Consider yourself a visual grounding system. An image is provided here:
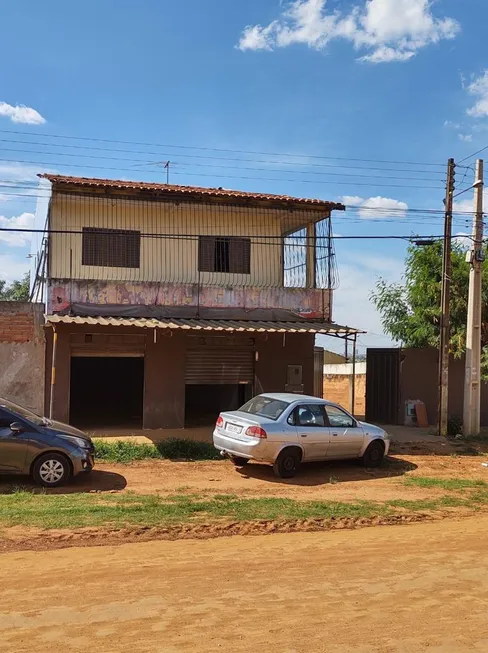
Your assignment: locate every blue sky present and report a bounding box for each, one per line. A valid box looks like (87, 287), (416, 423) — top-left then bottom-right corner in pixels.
(0, 0), (487, 351)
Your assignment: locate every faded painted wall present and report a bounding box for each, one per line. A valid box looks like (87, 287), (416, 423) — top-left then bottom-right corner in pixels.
(0, 302), (45, 414)
(47, 279), (330, 320)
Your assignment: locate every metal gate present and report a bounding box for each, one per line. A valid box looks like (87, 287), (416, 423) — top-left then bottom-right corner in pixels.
(313, 347), (324, 398)
(185, 348), (254, 385)
(366, 348), (401, 424)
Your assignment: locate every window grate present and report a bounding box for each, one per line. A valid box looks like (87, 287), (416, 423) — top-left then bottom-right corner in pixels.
(198, 236), (251, 274)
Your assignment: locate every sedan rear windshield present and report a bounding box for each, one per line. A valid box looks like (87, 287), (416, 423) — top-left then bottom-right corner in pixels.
(238, 396), (290, 421)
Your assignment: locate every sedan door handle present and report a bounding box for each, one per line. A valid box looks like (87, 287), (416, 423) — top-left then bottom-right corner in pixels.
(300, 434), (308, 438)
(332, 433), (339, 437)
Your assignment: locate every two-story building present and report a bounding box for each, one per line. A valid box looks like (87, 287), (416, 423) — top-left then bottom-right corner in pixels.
(31, 174), (357, 430)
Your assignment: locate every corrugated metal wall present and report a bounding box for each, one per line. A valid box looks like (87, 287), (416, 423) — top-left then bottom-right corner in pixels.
(185, 348), (254, 385)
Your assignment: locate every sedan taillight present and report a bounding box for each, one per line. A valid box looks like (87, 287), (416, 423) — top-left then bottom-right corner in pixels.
(245, 426), (267, 439)
(216, 415), (224, 428)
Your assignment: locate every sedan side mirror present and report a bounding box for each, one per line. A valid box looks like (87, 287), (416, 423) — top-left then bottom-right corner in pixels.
(10, 422), (24, 434)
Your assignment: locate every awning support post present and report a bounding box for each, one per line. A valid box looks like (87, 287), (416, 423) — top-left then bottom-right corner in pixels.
(49, 325), (58, 420)
(351, 333), (357, 416)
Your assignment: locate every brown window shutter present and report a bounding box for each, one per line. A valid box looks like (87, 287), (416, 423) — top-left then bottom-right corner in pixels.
(229, 238), (251, 274)
(198, 236), (216, 272)
(82, 228), (140, 268)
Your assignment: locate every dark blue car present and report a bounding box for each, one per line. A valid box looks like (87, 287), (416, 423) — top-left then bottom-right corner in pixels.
(0, 397), (94, 487)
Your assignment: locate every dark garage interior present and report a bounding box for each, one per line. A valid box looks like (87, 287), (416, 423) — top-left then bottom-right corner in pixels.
(185, 384), (251, 427)
(70, 356), (144, 428)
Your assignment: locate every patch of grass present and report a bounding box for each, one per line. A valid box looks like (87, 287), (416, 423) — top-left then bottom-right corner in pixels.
(404, 477), (488, 491)
(5, 474), (488, 531)
(94, 440), (160, 463)
(0, 491), (391, 530)
(156, 439), (220, 461)
(3, 485), (488, 531)
(94, 438), (220, 463)
(387, 496), (467, 511)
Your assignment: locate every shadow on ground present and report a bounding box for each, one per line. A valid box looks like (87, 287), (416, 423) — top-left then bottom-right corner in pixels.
(0, 470), (127, 495)
(236, 456), (417, 487)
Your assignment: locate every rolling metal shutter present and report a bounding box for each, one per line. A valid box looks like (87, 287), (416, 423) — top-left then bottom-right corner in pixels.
(186, 348), (254, 385)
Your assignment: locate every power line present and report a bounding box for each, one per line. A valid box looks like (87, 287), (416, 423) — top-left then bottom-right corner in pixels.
(0, 225), (451, 241)
(0, 158), (445, 190)
(0, 128), (447, 168)
(0, 148), (446, 184)
(0, 181), (479, 222)
(0, 180), (479, 216)
(0, 138), (449, 176)
(458, 144), (488, 165)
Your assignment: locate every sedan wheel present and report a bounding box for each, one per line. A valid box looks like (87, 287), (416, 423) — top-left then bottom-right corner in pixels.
(361, 441), (385, 468)
(273, 449), (300, 479)
(33, 453), (71, 488)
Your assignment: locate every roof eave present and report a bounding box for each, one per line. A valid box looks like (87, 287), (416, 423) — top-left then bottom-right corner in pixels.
(38, 174), (345, 213)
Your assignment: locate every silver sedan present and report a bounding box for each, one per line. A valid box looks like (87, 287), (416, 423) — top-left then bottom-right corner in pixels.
(213, 393), (390, 478)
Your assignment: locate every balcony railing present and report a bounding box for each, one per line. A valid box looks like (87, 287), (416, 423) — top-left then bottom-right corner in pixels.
(41, 192), (338, 287)
(34, 192), (339, 320)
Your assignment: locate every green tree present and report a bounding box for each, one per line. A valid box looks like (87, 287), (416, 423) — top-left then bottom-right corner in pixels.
(0, 273), (30, 301)
(371, 241), (488, 357)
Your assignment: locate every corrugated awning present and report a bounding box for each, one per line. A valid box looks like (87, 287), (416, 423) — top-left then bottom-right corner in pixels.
(45, 314), (363, 336)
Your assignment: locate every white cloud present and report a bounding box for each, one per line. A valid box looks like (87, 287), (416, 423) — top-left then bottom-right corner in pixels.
(238, 23), (277, 51)
(358, 46), (415, 63)
(323, 256), (403, 351)
(0, 163), (54, 206)
(467, 71), (488, 118)
(453, 232), (472, 250)
(0, 163), (42, 182)
(444, 120), (461, 129)
(237, 0), (460, 63)
(454, 188), (488, 216)
(0, 253), (30, 283)
(0, 213), (35, 247)
(458, 133), (473, 142)
(342, 194), (408, 218)
(0, 102), (46, 125)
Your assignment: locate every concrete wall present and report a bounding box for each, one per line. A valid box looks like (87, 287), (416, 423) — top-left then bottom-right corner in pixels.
(323, 350), (347, 364)
(324, 375), (366, 417)
(49, 193), (327, 287)
(47, 280), (330, 320)
(0, 302), (45, 414)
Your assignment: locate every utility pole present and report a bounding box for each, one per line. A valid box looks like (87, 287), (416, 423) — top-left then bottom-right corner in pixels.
(438, 158), (456, 436)
(463, 159), (484, 436)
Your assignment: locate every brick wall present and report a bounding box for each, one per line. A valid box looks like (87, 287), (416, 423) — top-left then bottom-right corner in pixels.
(324, 374), (366, 417)
(0, 302), (45, 413)
(0, 302), (37, 343)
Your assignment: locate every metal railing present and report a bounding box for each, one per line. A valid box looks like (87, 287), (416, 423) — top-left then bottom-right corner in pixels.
(38, 191), (339, 291)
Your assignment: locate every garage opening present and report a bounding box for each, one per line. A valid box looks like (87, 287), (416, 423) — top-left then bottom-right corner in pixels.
(185, 383), (252, 427)
(70, 357), (144, 428)
(185, 343), (254, 427)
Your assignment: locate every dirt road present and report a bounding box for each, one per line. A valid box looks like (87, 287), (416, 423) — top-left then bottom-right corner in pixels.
(2, 517), (488, 653)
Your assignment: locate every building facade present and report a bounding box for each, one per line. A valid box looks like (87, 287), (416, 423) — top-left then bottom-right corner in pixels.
(33, 174), (352, 429)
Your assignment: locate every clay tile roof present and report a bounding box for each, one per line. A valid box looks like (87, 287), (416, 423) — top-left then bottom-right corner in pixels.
(38, 174), (345, 211)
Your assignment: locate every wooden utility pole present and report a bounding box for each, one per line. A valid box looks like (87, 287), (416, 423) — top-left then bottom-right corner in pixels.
(463, 159), (484, 436)
(438, 158), (456, 436)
